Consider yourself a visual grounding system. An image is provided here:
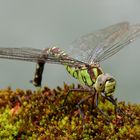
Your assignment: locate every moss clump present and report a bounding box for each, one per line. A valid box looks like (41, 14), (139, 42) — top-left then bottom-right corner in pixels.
(0, 83), (139, 139)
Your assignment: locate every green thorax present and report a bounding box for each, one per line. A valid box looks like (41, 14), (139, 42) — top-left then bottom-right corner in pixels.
(66, 64), (103, 87)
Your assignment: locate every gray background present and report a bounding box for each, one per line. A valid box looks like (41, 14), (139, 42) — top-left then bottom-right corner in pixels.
(0, 0), (140, 103)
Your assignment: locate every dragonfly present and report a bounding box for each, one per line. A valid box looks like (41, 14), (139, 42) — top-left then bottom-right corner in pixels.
(0, 22), (140, 119)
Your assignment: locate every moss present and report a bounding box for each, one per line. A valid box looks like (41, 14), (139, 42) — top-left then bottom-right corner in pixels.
(0, 83), (139, 139)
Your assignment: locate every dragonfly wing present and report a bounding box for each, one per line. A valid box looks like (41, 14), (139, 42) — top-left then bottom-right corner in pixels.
(67, 22), (140, 64)
(89, 23), (140, 63)
(0, 48), (43, 62)
(42, 47), (88, 67)
(0, 47), (86, 67)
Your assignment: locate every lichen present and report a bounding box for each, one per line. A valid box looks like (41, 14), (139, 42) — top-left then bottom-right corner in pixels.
(0, 83), (139, 139)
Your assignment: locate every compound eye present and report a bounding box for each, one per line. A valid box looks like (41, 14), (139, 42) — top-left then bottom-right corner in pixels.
(104, 79), (116, 96)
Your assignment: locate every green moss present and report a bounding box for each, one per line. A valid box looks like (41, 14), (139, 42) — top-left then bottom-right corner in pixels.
(0, 83), (139, 139)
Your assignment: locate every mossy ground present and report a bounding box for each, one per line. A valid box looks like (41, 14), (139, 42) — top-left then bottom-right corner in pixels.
(0, 83), (140, 140)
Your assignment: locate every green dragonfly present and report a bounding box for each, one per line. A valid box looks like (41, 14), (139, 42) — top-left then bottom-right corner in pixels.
(0, 22), (140, 119)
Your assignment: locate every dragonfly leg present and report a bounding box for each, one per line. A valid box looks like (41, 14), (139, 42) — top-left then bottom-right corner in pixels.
(76, 93), (95, 125)
(94, 93), (110, 123)
(101, 94), (125, 116)
(62, 88), (110, 122)
(30, 62), (45, 87)
(103, 95), (134, 125)
(62, 88), (91, 107)
(76, 91), (110, 124)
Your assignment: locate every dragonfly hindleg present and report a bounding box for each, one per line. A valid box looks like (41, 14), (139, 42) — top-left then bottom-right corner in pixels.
(62, 88), (92, 107)
(76, 93), (95, 125)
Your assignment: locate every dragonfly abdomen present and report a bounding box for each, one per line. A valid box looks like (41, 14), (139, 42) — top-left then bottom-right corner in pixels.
(30, 62), (45, 87)
(66, 65), (103, 87)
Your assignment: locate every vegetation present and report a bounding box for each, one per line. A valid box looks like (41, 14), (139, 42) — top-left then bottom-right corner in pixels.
(0, 83), (139, 140)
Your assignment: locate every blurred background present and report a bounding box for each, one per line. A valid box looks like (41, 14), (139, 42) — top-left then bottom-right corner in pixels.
(0, 0), (139, 103)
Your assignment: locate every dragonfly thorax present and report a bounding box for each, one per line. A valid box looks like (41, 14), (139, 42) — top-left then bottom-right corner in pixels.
(94, 73), (116, 96)
(66, 64), (103, 86)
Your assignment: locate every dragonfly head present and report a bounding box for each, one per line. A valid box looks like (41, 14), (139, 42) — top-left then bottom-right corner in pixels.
(94, 73), (116, 96)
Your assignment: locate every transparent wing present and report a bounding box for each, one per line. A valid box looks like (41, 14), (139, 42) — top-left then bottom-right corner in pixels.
(0, 22), (140, 67)
(67, 22), (140, 64)
(0, 47), (86, 67)
(0, 48), (43, 62)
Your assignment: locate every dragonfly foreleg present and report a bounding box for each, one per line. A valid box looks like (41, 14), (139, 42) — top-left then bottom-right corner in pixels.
(101, 93), (125, 116)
